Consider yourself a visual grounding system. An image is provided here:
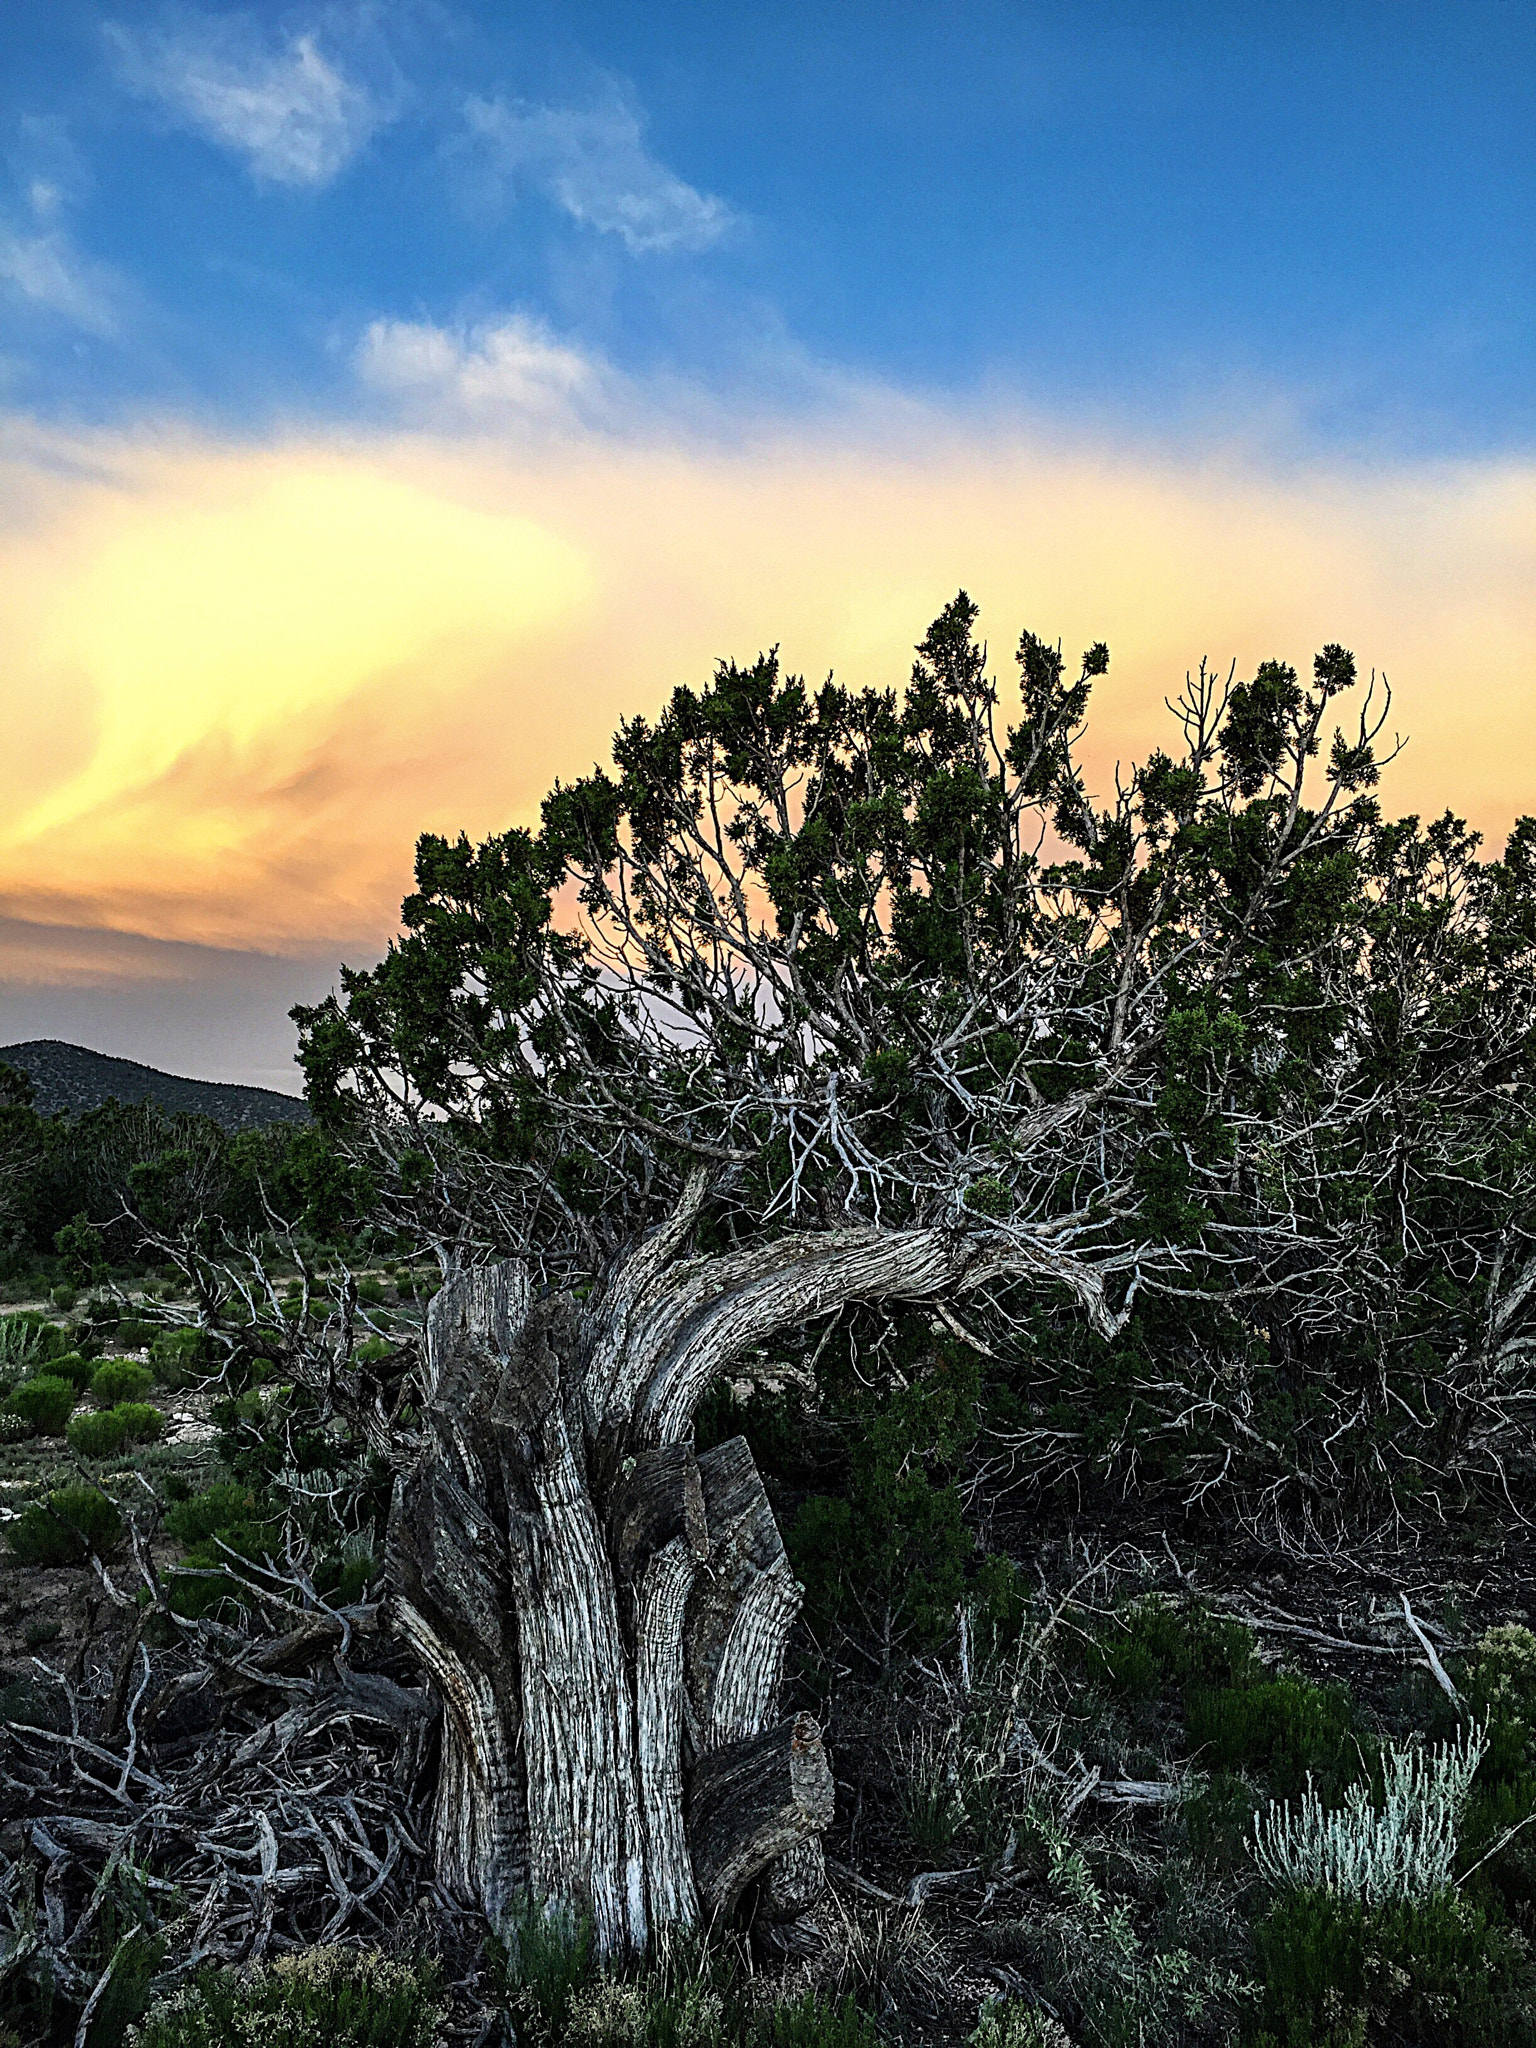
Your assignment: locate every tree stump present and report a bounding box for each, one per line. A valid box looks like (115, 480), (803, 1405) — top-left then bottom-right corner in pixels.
(387, 1255), (832, 1954)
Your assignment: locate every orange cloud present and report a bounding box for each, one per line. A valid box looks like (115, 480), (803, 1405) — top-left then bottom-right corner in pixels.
(4, 412), (1535, 962)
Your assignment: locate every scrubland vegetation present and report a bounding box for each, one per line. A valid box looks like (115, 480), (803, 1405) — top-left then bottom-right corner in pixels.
(5, 597), (1536, 2044)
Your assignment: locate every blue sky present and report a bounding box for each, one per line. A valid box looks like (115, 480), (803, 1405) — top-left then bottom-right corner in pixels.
(1, 0), (1532, 451)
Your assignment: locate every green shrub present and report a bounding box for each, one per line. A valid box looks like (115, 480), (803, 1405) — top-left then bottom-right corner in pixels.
(149, 1326), (210, 1389)
(1187, 1674), (1358, 1800)
(6, 1372), (77, 1435)
(163, 1481), (263, 1546)
(132, 1947), (442, 2048)
(789, 1327), (985, 1660)
(91, 1357), (153, 1407)
(356, 1275), (388, 1306)
(355, 1336), (393, 1363)
(118, 1400), (164, 1443)
(51, 1281), (77, 1312)
(115, 1316), (156, 1351)
(0, 1309), (67, 1372)
(1089, 1596), (1260, 1708)
(44, 1350), (94, 1393)
(0, 1409), (32, 1442)
(7, 1485), (122, 1565)
(1251, 1886), (1536, 2048)
(163, 1482), (276, 1618)
(67, 1406), (129, 1458)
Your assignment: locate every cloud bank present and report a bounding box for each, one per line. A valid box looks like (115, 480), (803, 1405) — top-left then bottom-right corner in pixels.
(2, 405), (1535, 980)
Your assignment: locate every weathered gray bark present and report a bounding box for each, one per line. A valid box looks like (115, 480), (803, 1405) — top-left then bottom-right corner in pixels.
(387, 1199), (1111, 1951)
(387, 1244), (833, 1954)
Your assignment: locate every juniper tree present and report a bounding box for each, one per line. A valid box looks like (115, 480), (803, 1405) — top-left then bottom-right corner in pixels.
(284, 592), (1454, 1951)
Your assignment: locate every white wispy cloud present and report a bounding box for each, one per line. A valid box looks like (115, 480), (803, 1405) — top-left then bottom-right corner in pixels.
(355, 314), (611, 426)
(107, 11), (384, 188)
(465, 91), (733, 255)
(0, 228), (121, 334)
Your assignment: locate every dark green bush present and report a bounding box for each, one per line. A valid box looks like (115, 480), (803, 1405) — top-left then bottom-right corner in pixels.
(115, 1400), (164, 1444)
(1251, 1886), (1536, 2047)
(115, 1316), (156, 1351)
(90, 1356), (153, 1406)
(163, 1481), (278, 1618)
(132, 1948), (442, 2048)
(67, 1406), (129, 1458)
(1452, 1624), (1536, 1908)
(50, 1350), (94, 1393)
(1187, 1673), (1359, 1801)
(356, 1275), (388, 1306)
(1088, 1597), (1259, 1706)
(789, 1326), (985, 1661)
(6, 1372), (76, 1435)
(7, 1485), (122, 1565)
(163, 1481), (263, 1546)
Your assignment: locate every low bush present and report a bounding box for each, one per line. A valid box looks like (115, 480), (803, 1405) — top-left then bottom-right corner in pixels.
(163, 1481), (264, 1546)
(67, 1405), (130, 1458)
(7, 1484), (122, 1565)
(163, 1481), (277, 1618)
(1455, 1624), (1536, 1910)
(356, 1275), (388, 1306)
(0, 1409), (31, 1442)
(1252, 1728), (1483, 1902)
(51, 1281), (77, 1311)
(131, 1947), (443, 2048)
(0, 1309), (68, 1372)
(91, 1357), (153, 1407)
(48, 1350), (94, 1393)
(115, 1400), (165, 1444)
(1250, 1885), (1536, 2047)
(1187, 1674), (1359, 1801)
(6, 1372), (77, 1434)
(115, 1316), (157, 1351)
(1088, 1597), (1260, 1709)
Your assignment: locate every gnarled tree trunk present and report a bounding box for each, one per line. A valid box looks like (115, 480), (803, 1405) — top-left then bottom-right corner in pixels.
(387, 1247), (833, 1954)
(386, 1196), (1115, 1952)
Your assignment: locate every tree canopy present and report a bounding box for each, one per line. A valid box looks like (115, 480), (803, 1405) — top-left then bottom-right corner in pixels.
(297, 593), (1536, 1398)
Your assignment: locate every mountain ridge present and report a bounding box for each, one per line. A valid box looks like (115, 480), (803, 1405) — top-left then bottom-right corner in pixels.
(0, 1038), (310, 1132)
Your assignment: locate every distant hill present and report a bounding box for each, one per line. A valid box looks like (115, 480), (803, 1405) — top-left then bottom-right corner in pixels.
(0, 1039), (310, 1132)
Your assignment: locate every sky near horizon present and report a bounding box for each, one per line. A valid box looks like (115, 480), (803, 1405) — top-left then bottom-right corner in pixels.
(1, 2), (1534, 1089)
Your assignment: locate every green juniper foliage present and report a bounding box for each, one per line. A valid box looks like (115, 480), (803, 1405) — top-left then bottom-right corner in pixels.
(6, 1483), (122, 1565)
